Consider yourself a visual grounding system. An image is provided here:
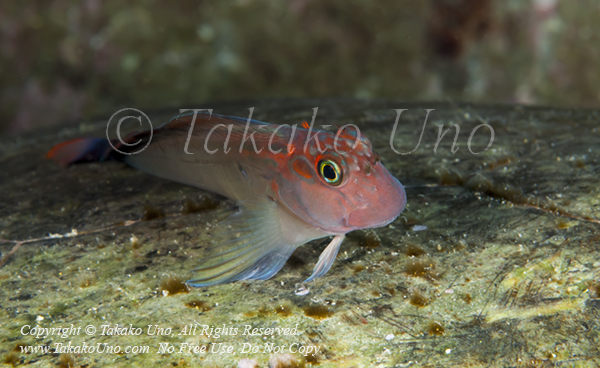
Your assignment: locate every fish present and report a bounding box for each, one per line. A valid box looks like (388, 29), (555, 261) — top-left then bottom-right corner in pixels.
(47, 110), (407, 287)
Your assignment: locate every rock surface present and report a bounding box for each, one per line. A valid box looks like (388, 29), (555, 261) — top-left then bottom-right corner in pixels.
(1, 99), (599, 367)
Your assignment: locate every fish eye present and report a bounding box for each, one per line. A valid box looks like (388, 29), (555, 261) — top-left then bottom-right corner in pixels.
(318, 159), (342, 186)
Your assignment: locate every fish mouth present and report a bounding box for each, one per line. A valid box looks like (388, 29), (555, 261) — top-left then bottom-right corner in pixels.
(344, 205), (400, 230)
(344, 177), (406, 230)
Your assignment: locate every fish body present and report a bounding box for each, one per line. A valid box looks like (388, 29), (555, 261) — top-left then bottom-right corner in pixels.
(47, 111), (406, 286)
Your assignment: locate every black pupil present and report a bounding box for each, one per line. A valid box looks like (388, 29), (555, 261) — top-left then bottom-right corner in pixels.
(323, 164), (337, 180)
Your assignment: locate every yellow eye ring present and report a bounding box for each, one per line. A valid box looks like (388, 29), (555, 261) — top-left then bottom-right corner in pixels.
(318, 159), (342, 186)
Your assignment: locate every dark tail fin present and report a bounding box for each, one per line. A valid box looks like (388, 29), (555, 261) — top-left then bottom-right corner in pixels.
(46, 138), (113, 166)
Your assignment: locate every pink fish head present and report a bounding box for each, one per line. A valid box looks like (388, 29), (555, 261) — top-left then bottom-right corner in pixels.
(276, 128), (406, 234)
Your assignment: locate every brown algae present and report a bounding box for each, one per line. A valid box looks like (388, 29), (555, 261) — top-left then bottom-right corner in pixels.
(181, 197), (219, 214)
(77, 271), (97, 288)
(462, 293), (473, 304)
(428, 321), (445, 336)
(404, 258), (440, 279)
(352, 264), (365, 274)
(2, 353), (19, 367)
(274, 304), (293, 317)
(185, 300), (212, 311)
(57, 353), (76, 368)
(405, 243), (427, 257)
(160, 276), (190, 296)
(348, 231), (381, 248)
(142, 204), (165, 221)
(409, 290), (430, 307)
(303, 305), (333, 319)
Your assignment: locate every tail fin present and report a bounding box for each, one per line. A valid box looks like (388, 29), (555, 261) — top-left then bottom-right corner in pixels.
(46, 138), (113, 166)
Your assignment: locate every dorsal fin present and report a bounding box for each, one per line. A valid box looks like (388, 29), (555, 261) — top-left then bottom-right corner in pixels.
(158, 112), (269, 131)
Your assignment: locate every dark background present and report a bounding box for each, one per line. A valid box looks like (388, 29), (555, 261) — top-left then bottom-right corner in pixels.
(1, 0), (597, 134)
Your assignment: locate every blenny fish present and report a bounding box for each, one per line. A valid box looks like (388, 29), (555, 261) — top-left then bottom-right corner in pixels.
(47, 111), (406, 287)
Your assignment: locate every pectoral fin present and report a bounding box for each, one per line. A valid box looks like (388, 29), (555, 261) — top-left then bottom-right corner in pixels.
(304, 235), (345, 282)
(188, 197), (325, 287)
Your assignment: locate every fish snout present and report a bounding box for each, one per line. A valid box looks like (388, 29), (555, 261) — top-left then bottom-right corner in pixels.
(346, 174), (406, 229)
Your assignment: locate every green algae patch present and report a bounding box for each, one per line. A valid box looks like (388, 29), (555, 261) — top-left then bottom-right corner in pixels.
(487, 298), (586, 323)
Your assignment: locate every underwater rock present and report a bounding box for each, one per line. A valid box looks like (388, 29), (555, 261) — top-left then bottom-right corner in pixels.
(1, 99), (599, 367)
